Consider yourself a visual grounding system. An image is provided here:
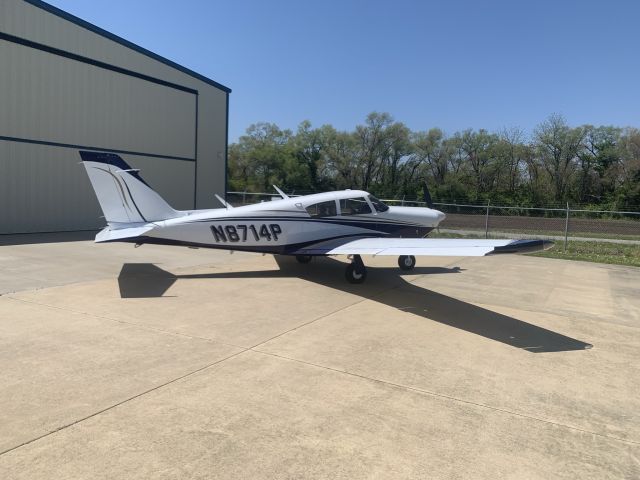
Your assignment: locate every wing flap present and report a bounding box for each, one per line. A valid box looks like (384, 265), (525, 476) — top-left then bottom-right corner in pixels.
(293, 237), (553, 257)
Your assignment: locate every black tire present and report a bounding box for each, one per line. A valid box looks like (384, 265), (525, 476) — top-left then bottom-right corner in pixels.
(398, 255), (416, 271)
(296, 255), (313, 264)
(345, 263), (367, 284)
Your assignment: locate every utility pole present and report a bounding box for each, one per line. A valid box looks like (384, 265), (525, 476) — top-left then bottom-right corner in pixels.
(485, 200), (490, 239)
(564, 202), (570, 251)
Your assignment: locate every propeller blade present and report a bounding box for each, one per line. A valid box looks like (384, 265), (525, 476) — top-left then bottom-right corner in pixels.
(422, 182), (434, 208)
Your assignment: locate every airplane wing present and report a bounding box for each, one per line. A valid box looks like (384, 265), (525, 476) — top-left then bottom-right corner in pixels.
(292, 237), (553, 257)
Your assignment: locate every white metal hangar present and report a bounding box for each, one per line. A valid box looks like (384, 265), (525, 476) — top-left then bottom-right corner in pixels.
(0, 0), (231, 234)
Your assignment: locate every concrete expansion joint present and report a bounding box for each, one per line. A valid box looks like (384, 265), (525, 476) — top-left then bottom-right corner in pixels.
(4, 295), (244, 350)
(0, 348), (249, 458)
(3, 254), (638, 469)
(247, 348), (640, 448)
(0, 266), (415, 457)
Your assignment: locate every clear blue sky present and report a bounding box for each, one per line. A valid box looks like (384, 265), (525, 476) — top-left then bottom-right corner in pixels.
(48, 0), (640, 142)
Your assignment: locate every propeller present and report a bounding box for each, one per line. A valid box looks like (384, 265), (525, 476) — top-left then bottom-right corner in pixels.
(422, 182), (434, 209)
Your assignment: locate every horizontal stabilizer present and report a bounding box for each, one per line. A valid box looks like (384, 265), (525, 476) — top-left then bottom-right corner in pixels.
(95, 225), (153, 243)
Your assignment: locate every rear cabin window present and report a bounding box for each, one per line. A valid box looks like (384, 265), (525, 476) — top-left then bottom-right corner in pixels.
(340, 197), (372, 215)
(305, 200), (337, 217)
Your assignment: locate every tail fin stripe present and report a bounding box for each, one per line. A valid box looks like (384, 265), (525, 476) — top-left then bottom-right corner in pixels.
(94, 166), (137, 221)
(119, 174), (148, 222)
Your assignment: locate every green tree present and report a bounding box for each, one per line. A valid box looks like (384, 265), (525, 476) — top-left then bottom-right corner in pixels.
(321, 126), (359, 189)
(617, 128), (640, 208)
(576, 125), (622, 203)
(533, 114), (585, 203)
(228, 112), (639, 209)
(354, 112), (394, 190)
(229, 122), (295, 191)
(451, 129), (501, 200)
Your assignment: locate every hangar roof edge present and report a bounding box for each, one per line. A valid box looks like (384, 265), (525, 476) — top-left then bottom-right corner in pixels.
(24, 0), (232, 94)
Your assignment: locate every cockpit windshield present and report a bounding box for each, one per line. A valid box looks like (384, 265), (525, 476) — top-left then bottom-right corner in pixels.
(368, 195), (389, 213)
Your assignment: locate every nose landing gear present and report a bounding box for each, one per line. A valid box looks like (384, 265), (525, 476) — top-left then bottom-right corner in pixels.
(398, 255), (416, 270)
(345, 254), (367, 284)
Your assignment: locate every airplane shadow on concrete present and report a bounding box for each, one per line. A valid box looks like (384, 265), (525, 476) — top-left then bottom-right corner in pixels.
(118, 257), (592, 353)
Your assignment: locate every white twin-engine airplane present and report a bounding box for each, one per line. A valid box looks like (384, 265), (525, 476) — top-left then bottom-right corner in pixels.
(80, 151), (553, 284)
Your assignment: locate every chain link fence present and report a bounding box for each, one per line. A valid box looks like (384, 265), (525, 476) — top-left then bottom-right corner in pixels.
(384, 200), (640, 247)
(226, 191), (640, 248)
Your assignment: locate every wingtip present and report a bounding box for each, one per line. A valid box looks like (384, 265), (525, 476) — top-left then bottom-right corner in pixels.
(490, 239), (555, 255)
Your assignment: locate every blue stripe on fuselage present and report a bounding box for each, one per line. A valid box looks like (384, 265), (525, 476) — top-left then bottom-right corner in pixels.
(182, 216), (431, 238)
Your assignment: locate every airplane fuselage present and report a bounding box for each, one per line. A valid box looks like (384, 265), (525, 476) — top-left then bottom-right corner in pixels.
(130, 190), (446, 254)
(81, 151), (552, 284)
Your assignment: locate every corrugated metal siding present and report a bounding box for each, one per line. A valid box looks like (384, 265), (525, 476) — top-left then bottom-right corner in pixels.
(0, 0), (228, 233)
(1, 41), (197, 159)
(195, 88), (228, 209)
(0, 1), (227, 95)
(0, 142), (195, 233)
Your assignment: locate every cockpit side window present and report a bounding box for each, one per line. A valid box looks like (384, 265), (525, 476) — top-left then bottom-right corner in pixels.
(368, 195), (389, 213)
(305, 200), (337, 218)
(339, 197), (373, 215)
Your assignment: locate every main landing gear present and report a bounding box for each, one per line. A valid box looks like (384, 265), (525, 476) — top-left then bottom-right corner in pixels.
(345, 255), (367, 284)
(296, 254), (417, 284)
(345, 255), (416, 283)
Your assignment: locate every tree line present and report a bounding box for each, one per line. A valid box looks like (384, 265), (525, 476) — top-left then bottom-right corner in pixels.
(228, 112), (640, 209)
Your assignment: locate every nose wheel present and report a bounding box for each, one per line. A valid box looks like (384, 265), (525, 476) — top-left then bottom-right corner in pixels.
(398, 255), (416, 270)
(345, 255), (367, 284)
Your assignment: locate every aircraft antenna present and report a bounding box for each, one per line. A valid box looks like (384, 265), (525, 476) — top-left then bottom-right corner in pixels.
(273, 185), (290, 199)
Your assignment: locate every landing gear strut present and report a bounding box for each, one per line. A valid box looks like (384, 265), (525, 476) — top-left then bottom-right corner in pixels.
(398, 255), (416, 271)
(345, 254), (367, 284)
(296, 254), (313, 264)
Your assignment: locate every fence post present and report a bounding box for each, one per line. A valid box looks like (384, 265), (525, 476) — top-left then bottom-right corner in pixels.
(564, 202), (570, 252)
(485, 200), (490, 239)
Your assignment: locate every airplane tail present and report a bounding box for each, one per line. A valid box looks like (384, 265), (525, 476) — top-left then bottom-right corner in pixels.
(79, 151), (184, 226)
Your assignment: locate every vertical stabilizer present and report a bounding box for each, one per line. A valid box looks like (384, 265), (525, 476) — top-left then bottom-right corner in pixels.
(80, 151), (183, 224)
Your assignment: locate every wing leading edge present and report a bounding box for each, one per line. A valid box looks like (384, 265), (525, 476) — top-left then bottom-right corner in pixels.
(292, 237), (553, 257)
